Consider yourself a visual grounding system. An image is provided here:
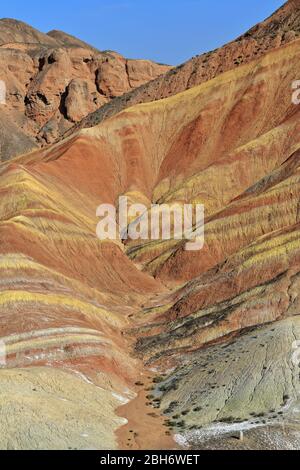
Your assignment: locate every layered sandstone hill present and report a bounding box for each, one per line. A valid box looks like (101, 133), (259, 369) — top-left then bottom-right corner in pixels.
(0, 21), (299, 449)
(0, 18), (171, 161)
(69, 0), (300, 135)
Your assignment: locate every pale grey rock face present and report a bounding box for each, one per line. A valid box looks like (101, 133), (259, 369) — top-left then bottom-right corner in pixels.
(154, 317), (300, 447)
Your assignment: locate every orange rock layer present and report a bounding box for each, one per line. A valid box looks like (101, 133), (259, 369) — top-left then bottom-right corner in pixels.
(0, 27), (300, 449)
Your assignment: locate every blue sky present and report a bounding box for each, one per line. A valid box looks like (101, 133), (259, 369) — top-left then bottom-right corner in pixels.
(1, 0), (285, 65)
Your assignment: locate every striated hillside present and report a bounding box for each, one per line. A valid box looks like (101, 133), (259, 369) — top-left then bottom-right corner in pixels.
(0, 18), (171, 162)
(0, 23), (299, 450)
(69, 0), (300, 135)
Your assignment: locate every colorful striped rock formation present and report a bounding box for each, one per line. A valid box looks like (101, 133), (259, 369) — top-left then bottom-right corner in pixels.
(0, 0), (300, 450)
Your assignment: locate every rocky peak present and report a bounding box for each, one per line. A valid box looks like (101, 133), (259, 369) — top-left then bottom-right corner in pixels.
(0, 18), (58, 46)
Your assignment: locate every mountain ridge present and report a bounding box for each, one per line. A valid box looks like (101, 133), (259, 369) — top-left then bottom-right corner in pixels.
(67, 0), (300, 136)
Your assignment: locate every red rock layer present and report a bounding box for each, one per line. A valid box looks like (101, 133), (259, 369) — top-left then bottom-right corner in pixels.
(71, 0), (300, 135)
(0, 19), (171, 161)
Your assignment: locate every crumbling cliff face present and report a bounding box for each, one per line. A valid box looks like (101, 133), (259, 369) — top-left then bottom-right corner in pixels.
(0, 18), (171, 161)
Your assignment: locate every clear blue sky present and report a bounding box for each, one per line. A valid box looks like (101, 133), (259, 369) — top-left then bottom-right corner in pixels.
(1, 0), (285, 65)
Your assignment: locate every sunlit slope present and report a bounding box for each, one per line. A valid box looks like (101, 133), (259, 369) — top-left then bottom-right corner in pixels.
(0, 137), (163, 449)
(0, 38), (300, 449)
(71, 0), (300, 135)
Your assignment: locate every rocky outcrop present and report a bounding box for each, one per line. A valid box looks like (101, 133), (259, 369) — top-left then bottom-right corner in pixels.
(0, 18), (172, 161)
(0, 110), (37, 161)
